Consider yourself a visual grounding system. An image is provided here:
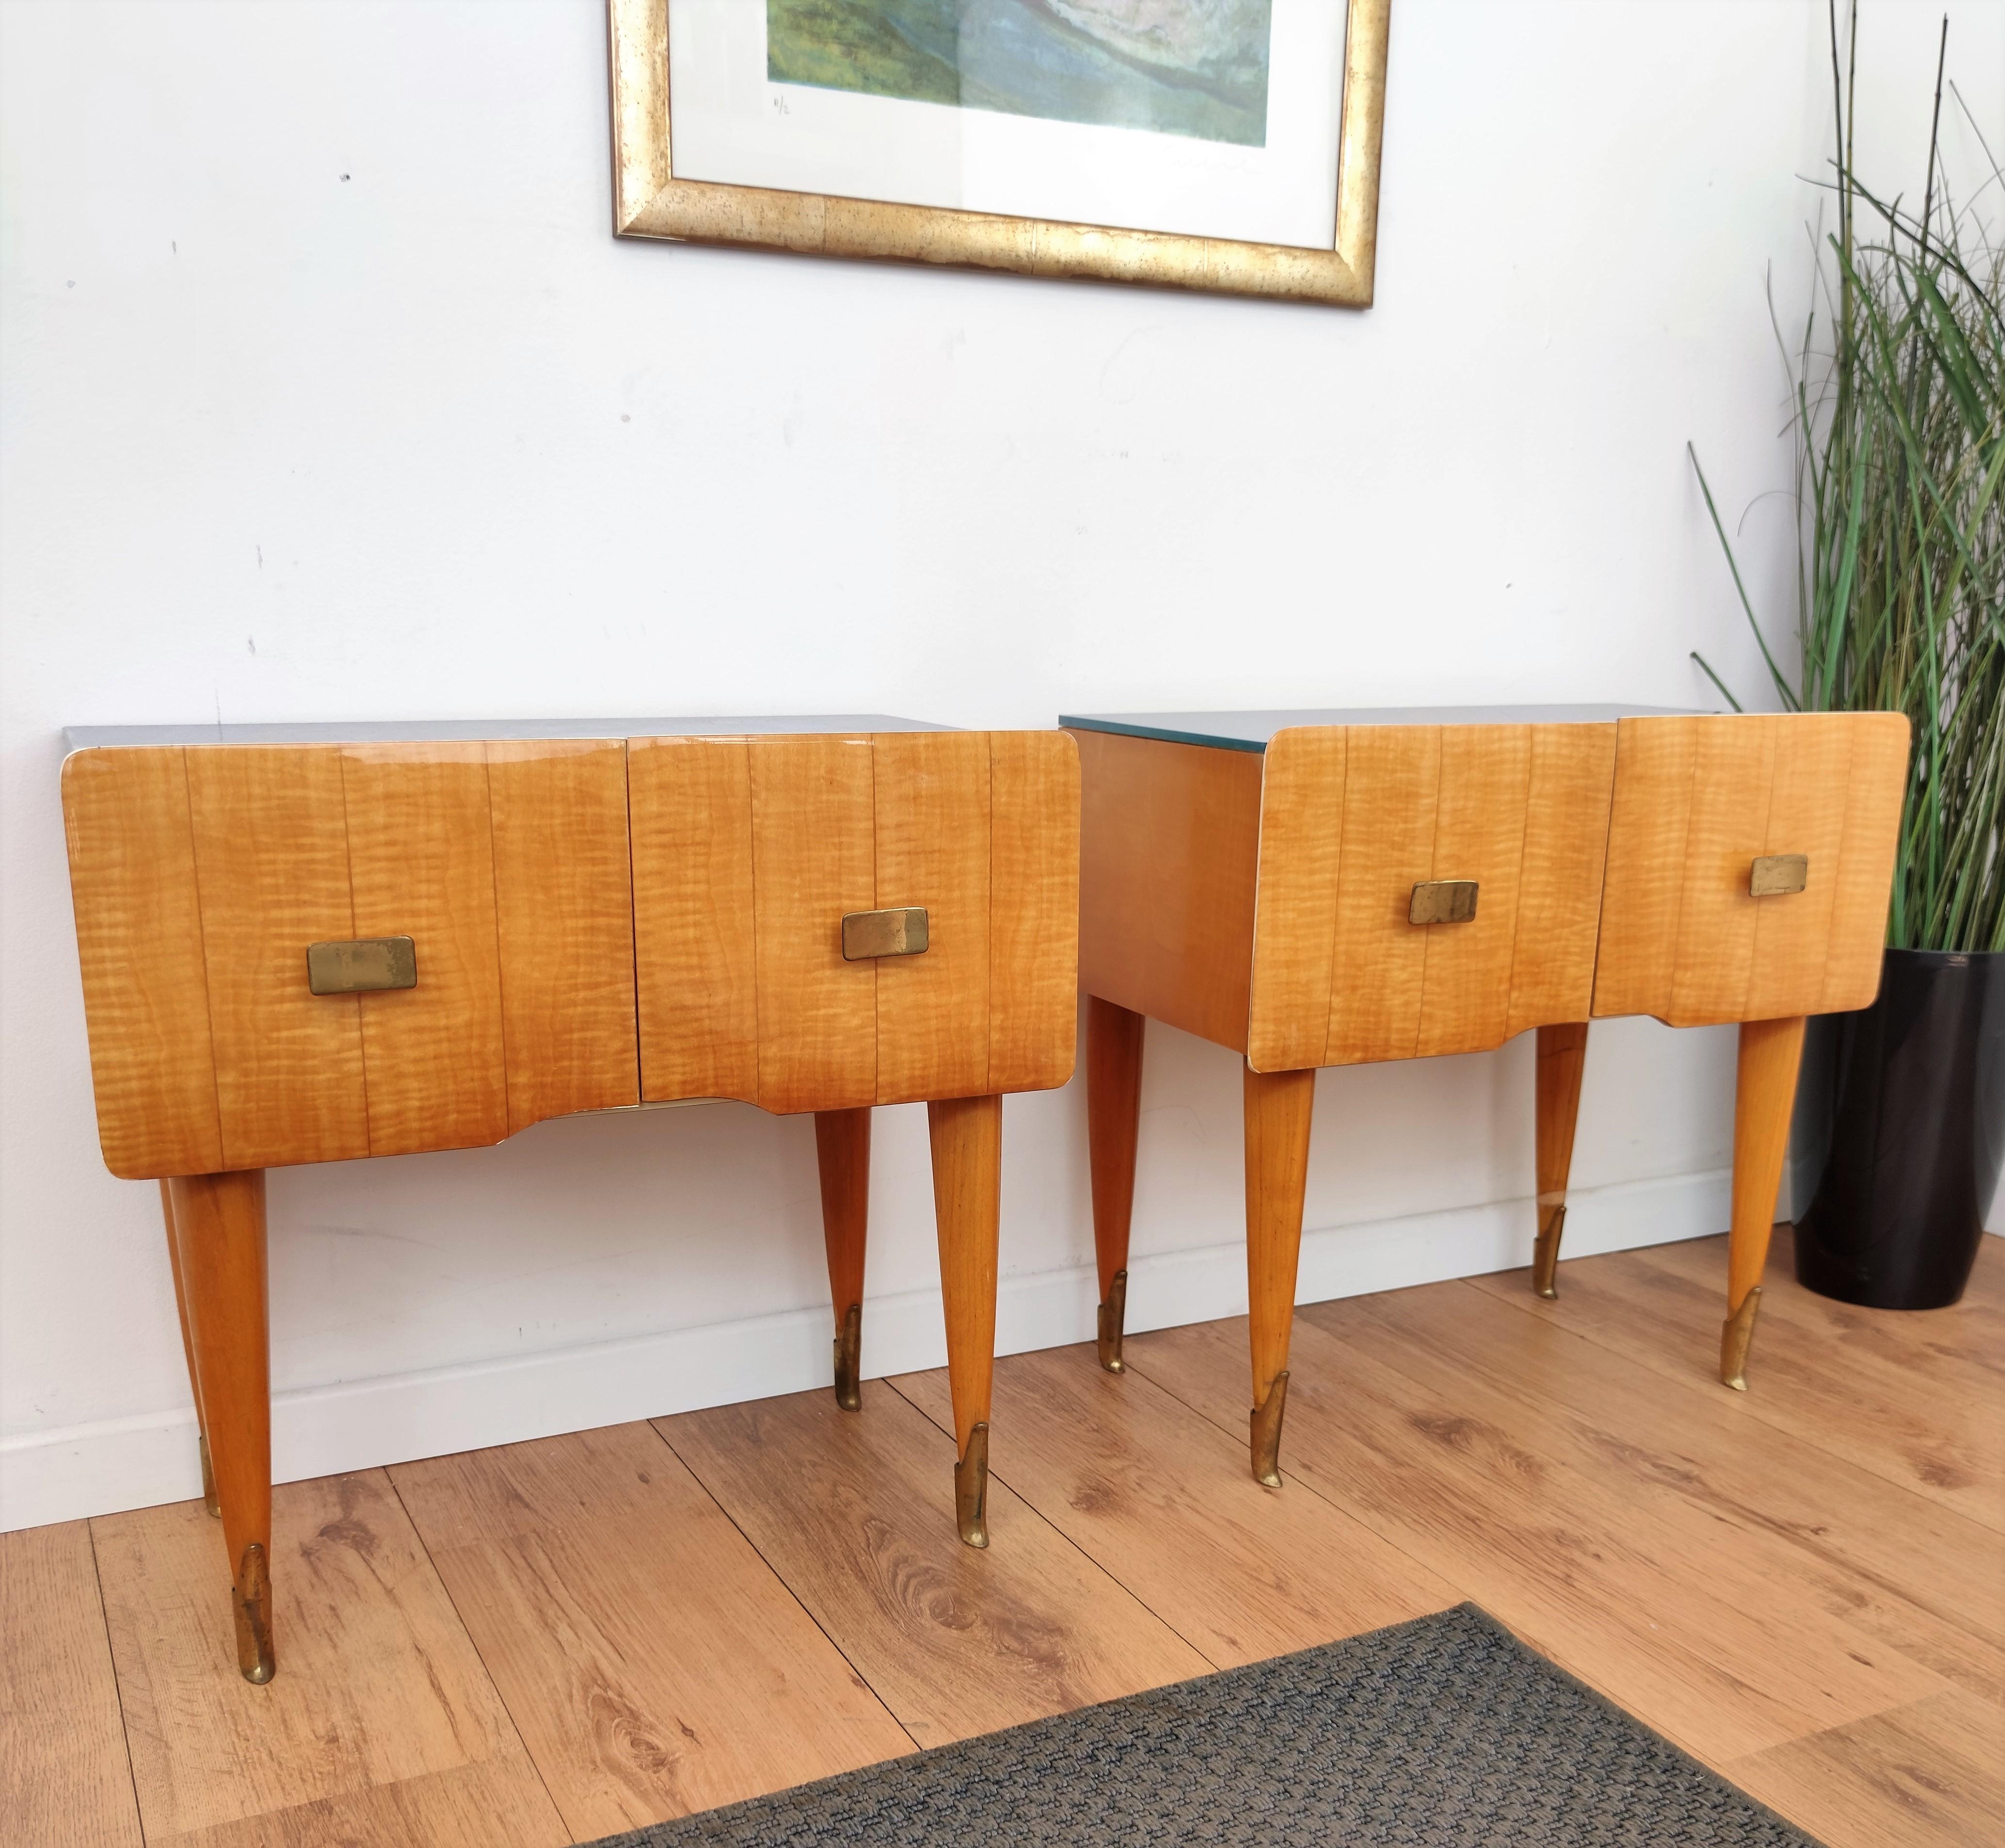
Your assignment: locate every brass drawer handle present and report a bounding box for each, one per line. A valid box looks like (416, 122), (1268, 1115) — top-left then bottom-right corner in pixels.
(1410, 881), (1479, 925)
(1750, 855), (1808, 897)
(307, 936), (417, 995)
(841, 908), (929, 960)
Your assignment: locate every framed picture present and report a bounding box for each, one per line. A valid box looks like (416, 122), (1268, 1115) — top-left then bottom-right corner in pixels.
(608, 0), (1391, 306)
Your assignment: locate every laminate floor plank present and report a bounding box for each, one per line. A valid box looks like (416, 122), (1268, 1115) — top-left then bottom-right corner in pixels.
(1645, 1225), (2005, 1402)
(1724, 1688), (2005, 1848)
(26, 1228), (1999, 1848)
(1123, 1310), (1937, 1765)
(891, 1344), (1459, 1668)
(92, 1472), (566, 1847)
(1469, 1230), (2005, 1531)
(1347, 1277), (2005, 1698)
(391, 1421), (914, 1841)
(1306, 1284), (2001, 1707)
(163, 1758), (572, 1848)
(0, 1519), (144, 1848)
(1958, 1232), (2005, 1312)
(655, 1381), (1210, 1748)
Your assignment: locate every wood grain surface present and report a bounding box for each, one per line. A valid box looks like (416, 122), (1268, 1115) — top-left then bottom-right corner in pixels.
(1593, 713), (1910, 1026)
(390, 1423), (910, 1839)
(750, 734), (878, 1114)
(815, 1106), (872, 1342)
(1728, 1015), (1808, 1321)
(165, 1169), (271, 1639)
(630, 736), (760, 1105)
(927, 1092), (1002, 1458)
(1243, 1063), (1316, 1414)
(873, 732), (991, 1106)
(1085, 997), (1146, 1308)
(1072, 727), (1263, 1053)
(1323, 725), (1440, 1065)
(341, 744), (509, 1158)
(1243, 725), (1346, 1071)
(23, 1231), (1997, 1848)
(1667, 716), (1781, 1026)
(894, 1347), (1458, 1668)
(1302, 1287), (1975, 1731)
(984, 730), (1080, 1096)
(1724, 1689), (2005, 1848)
(1379, 1269), (2005, 1694)
(1413, 724), (1533, 1058)
(1247, 722), (1614, 1071)
(1126, 1303), (1947, 1767)
(1817, 711), (1912, 1011)
(486, 739), (640, 1131)
(60, 747), (225, 1178)
(1, 1520), (143, 1848)
(93, 1472), (565, 1847)
(66, 729), (1076, 1175)
(1477, 1227), (2005, 1533)
(1505, 724), (1618, 1036)
(1534, 1021), (1590, 1269)
(657, 1383), (1209, 1748)
(184, 746), (369, 1170)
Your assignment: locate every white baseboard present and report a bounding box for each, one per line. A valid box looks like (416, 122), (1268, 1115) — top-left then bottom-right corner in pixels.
(0, 1166), (1729, 1533)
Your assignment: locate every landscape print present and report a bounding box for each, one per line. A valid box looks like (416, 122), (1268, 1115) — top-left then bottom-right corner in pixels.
(767, 0), (1273, 147)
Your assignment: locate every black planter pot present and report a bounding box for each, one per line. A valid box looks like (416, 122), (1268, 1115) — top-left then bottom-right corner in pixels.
(1791, 948), (2005, 1309)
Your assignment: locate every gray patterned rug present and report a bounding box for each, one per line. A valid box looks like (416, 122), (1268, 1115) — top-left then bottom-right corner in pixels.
(588, 1603), (1820, 1846)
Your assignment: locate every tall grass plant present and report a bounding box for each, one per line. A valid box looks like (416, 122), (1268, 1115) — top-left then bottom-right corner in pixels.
(1693, 4), (2003, 953)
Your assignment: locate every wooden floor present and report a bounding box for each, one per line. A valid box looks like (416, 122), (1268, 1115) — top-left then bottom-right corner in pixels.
(7, 1227), (2001, 1848)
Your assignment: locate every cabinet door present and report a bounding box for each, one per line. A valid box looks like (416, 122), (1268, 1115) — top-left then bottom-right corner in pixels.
(749, 735), (879, 1114)
(183, 746), (374, 1169)
(633, 730), (1080, 1113)
(183, 741), (524, 1167)
(872, 731), (993, 1106)
(339, 744), (509, 1157)
(985, 731), (1080, 1096)
(1249, 722), (1614, 1072)
(1593, 713), (1909, 1026)
(63, 740), (635, 1177)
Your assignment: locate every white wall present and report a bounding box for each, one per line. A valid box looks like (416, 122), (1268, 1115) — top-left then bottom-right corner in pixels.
(4, 1), (1998, 1531)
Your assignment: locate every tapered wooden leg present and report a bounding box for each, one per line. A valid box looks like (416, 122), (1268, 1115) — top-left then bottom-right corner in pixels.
(814, 1108), (871, 1411)
(928, 1094), (1002, 1548)
(160, 1180), (220, 1516)
(1532, 1023), (1590, 1299)
(1086, 997), (1146, 1373)
(166, 1170), (274, 1683)
(1244, 1063), (1316, 1488)
(1723, 1016), (1808, 1391)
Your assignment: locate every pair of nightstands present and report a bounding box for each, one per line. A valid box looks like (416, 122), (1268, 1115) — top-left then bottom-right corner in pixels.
(61, 705), (1906, 1681)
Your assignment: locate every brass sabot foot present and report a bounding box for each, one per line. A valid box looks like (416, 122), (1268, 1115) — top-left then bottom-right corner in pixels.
(1249, 1372), (1289, 1488)
(233, 1542), (275, 1684)
(1096, 1269), (1128, 1374)
(199, 1430), (220, 1518)
(954, 1422), (990, 1549)
(833, 1302), (862, 1412)
(1720, 1286), (1762, 1392)
(1532, 1204), (1566, 1301)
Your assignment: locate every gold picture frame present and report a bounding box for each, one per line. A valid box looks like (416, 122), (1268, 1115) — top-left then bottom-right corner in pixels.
(607, 0), (1391, 307)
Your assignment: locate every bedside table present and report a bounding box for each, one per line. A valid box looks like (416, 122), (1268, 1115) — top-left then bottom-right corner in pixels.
(62, 717), (1079, 1680)
(1063, 706), (1907, 1486)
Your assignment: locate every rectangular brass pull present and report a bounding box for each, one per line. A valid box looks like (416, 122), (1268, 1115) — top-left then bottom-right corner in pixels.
(1409, 881), (1479, 925)
(841, 907), (929, 960)
(1750, 854), (1808, 897)
(307, 936), (417, 995)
